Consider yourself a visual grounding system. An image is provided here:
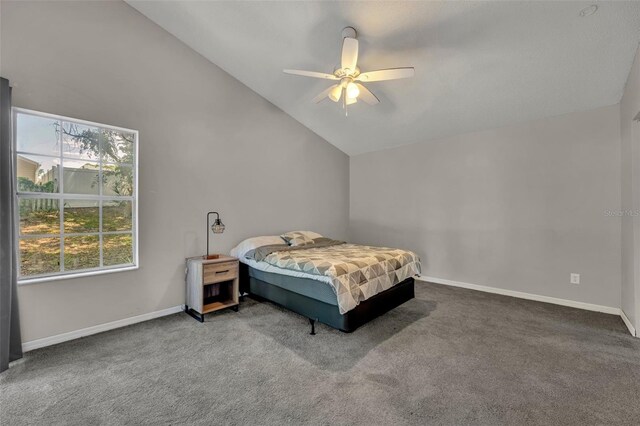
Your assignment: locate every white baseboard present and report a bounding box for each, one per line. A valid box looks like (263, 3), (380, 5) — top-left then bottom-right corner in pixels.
(620, 309), (637, 337)
(416, 276), (636, 336)
(22, 305), (184, 352)
(19, 278), (639, 350)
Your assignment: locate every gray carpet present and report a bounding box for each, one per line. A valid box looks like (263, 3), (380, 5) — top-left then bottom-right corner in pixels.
(2, 282), (640, 425)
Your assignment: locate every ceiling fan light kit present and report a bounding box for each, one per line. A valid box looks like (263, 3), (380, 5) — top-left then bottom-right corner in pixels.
(283, 26), (415, 116)
(329, 85), (342, 102)
(346, 82), (360, 98)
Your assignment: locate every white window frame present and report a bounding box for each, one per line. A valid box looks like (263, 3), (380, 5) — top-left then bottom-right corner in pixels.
(13, 108), (139, 284)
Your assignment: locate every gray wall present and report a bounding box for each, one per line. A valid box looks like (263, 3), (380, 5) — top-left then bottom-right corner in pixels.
(351, 105), (622, 308)
(1, 1), (349, 342)
(620, 43), (640, 331)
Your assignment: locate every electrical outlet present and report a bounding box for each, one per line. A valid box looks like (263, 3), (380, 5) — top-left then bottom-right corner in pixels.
(570, 273), (580, 284)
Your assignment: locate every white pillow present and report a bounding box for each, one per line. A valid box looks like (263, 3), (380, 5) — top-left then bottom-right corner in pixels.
(230, 236), (286, 259)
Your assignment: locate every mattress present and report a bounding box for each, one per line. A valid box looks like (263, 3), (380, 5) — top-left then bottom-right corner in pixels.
(247, 266), (338, 306)
(241, 257), (334, 285)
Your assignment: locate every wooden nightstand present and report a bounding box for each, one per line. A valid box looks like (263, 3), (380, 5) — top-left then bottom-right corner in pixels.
(185, 255), (239, 322)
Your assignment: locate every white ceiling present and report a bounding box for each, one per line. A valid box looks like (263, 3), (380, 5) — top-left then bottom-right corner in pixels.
(127, 1), (640, 156)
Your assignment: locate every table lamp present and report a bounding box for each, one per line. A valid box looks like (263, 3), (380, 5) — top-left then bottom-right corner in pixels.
(206, 211), (225, 259)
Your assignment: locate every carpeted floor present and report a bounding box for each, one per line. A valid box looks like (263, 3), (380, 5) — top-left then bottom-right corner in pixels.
(2, 281), (640, 425)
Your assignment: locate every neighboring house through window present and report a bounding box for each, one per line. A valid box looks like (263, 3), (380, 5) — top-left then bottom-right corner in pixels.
(14, 108), (138, 283)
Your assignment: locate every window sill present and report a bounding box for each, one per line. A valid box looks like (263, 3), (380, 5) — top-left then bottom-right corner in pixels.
(18, 264), (139, 285)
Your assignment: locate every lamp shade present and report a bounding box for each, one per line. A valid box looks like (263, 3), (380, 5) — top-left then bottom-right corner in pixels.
(211, 219), (225, 234)
(328, 85), (342, 102)
(346, 81), (360, 99)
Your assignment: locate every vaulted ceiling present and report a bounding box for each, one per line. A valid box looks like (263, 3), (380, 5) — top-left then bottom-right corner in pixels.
(128, 1), (640, 155)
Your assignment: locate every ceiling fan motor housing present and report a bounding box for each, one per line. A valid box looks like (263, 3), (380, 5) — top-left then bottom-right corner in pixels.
(334, 68), (360, 79)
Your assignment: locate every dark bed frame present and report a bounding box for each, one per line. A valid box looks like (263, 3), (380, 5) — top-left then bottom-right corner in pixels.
(239, 263), (415, 334)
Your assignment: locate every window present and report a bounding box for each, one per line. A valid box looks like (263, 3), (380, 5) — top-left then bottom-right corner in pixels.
(14, 108), (138, 283)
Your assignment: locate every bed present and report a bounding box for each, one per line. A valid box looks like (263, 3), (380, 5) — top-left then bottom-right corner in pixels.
(231, 232), (421, 333)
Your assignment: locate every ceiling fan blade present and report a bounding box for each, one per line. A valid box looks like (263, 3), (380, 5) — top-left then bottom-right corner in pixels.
(283, 69), (338, 80)
(341, 37), (359, 73)
(357, 67), (415, 82)
(355, 83), (379, 105)
(312, 84), (339, 103)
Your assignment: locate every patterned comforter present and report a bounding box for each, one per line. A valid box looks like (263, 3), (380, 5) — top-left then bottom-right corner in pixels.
(249, 240), (421, 314)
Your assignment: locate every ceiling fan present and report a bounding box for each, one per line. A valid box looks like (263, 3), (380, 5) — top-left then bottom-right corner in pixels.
(283, 27), (415, 115)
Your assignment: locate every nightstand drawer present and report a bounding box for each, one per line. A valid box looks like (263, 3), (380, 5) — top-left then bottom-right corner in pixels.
(203, 261), (238, 284)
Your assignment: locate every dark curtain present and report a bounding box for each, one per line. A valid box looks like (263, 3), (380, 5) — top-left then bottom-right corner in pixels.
(0, 77), (22, 373)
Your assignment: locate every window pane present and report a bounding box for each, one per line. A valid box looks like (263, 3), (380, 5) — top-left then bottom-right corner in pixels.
(103, 234), (133, 266)
(101, 129), (134, 164)
(19, 237), (60, 276)
(16, 114), (60, 156)
(19, 198), (60, 235)
(61, 122), (100, 160)
(103, 200), (132, 232)
(102, 165), (133, 196)
(17, 154), (59, 193)
(62, 160), (100, 195)
(64, 200), (99, 233)
(64, 235), (100, 271)
(15, 110), (138, 281)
